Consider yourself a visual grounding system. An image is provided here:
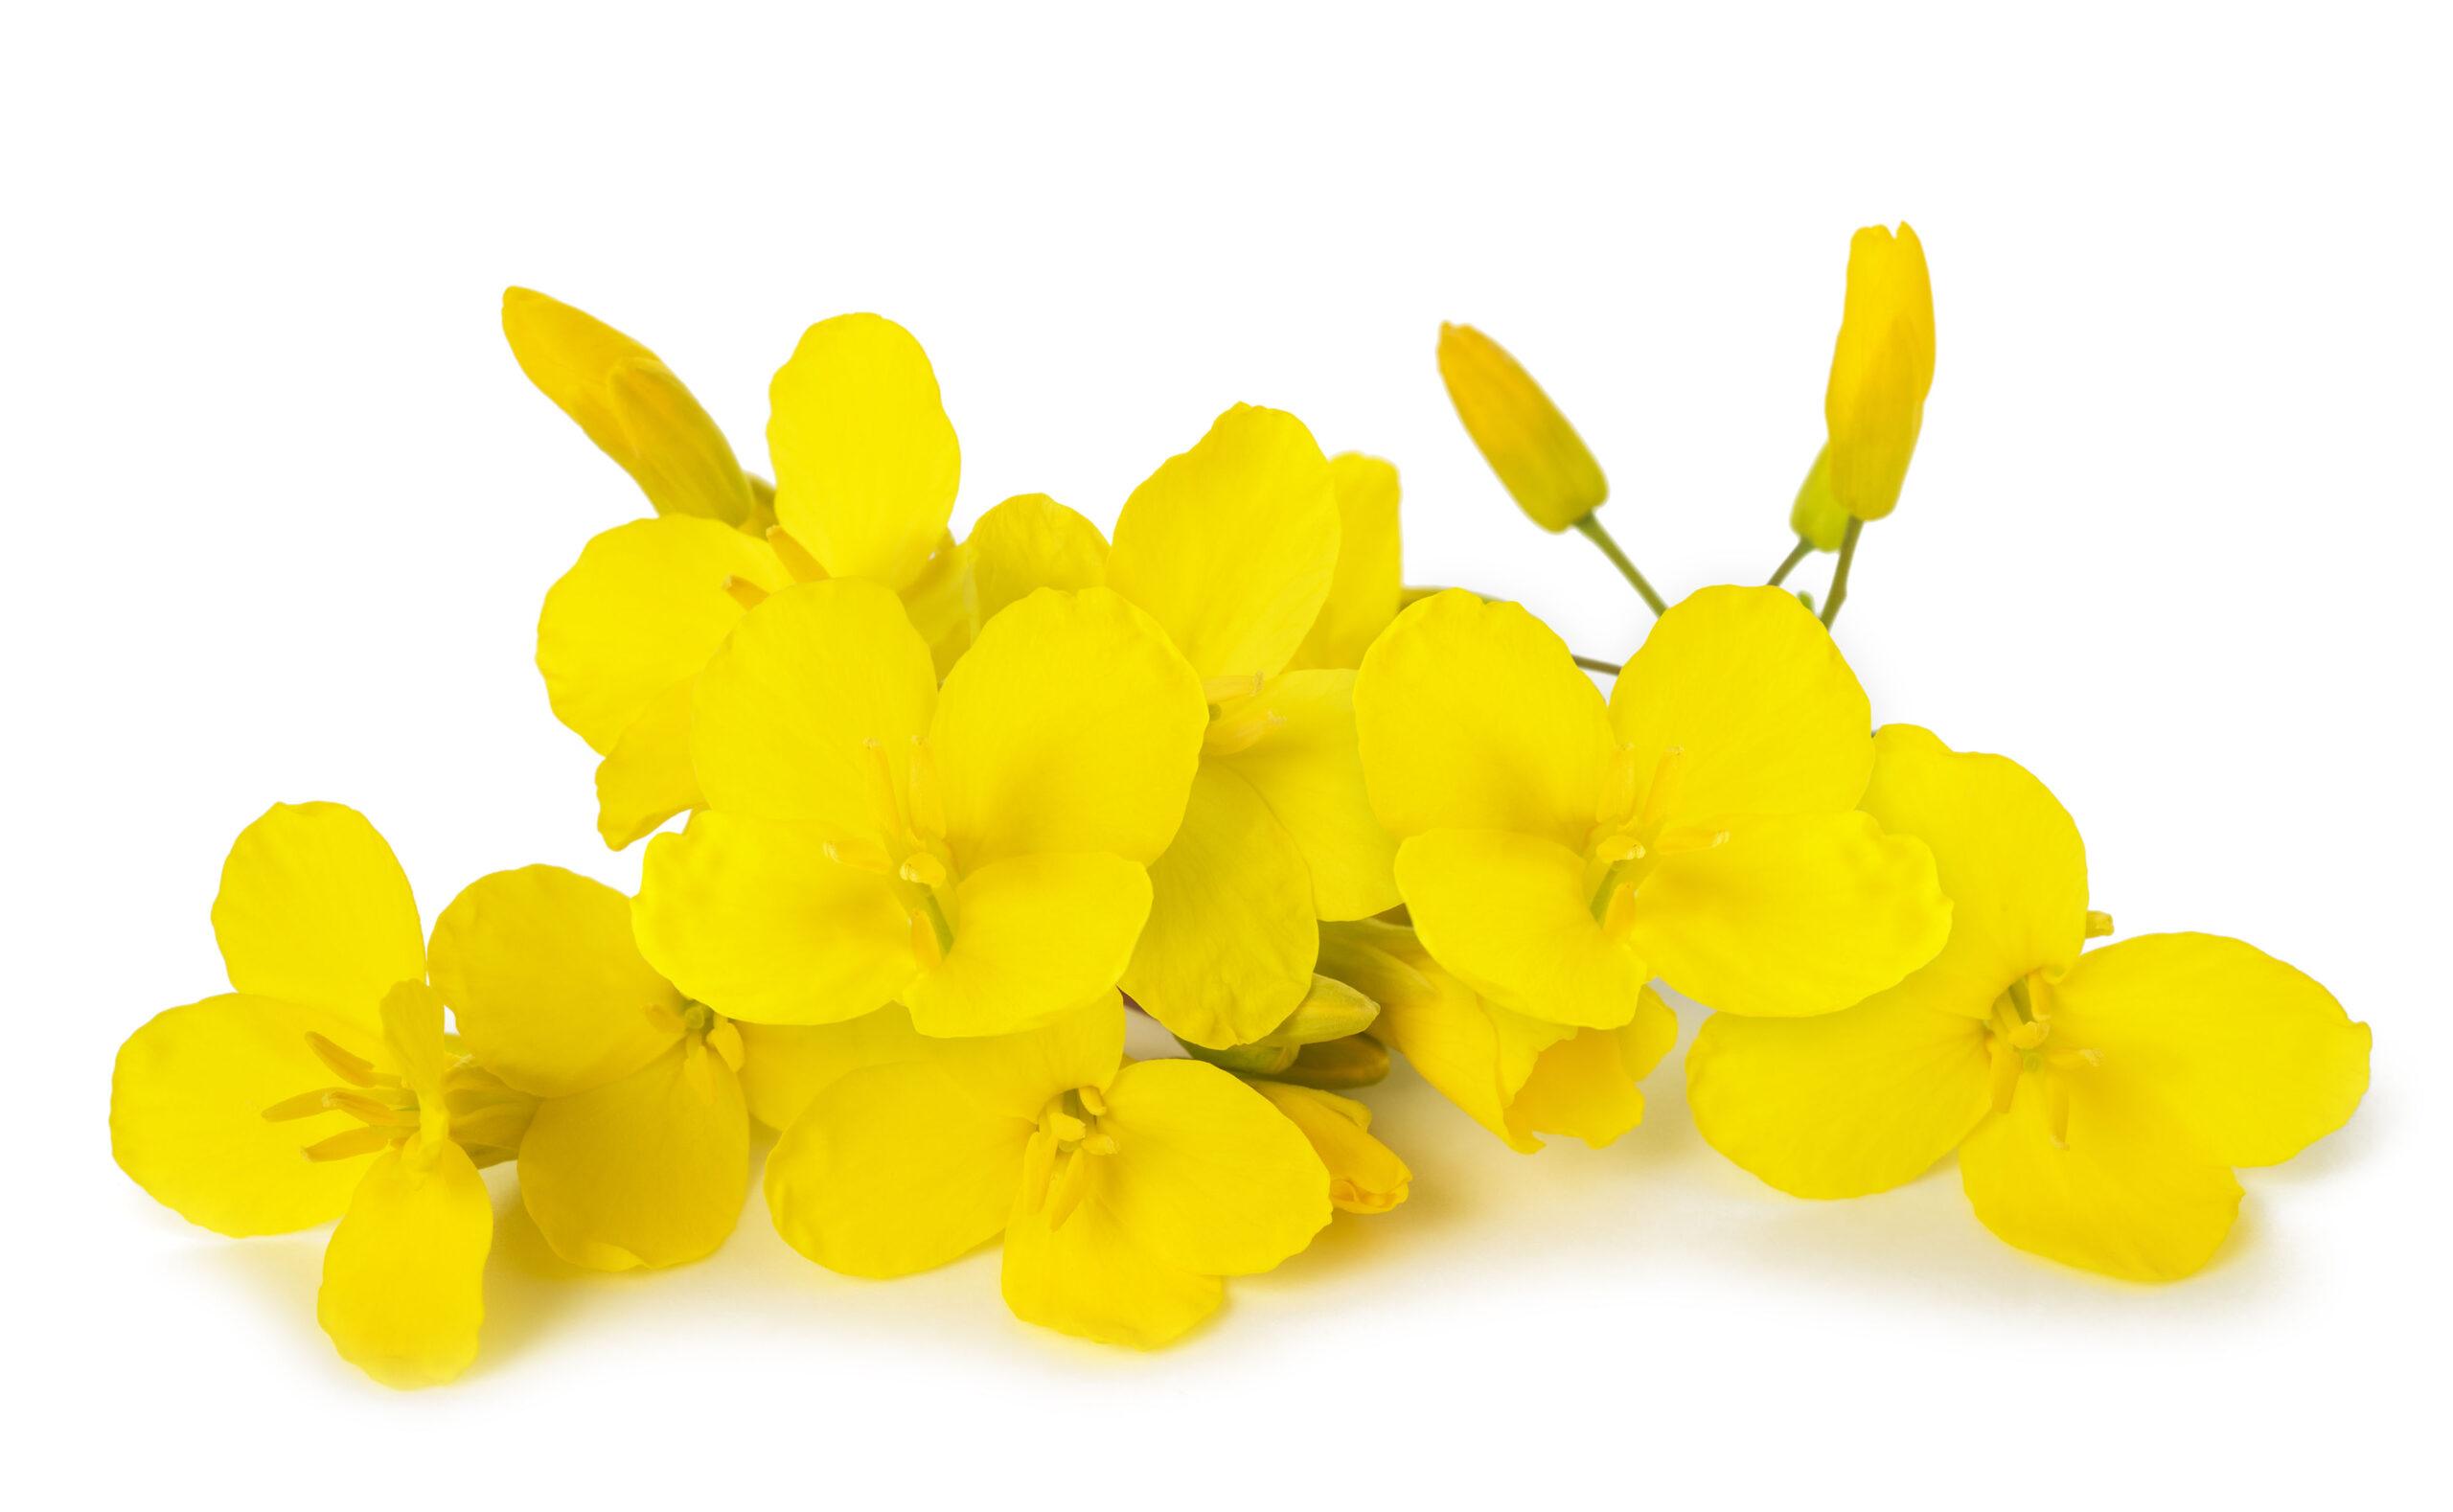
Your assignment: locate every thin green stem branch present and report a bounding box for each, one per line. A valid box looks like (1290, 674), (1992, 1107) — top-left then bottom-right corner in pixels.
(1571, 515), (1668, 616)
(1820, 517), (1865, 629)
(1572, 653), (1621, 676)
(1769, 537), (1813, 587)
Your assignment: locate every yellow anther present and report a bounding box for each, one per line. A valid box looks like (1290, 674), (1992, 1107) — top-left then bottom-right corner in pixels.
(305, 1032), (384, 1088)
(1595, 745), (1643, 827)
(1598, 879), (1642, 937)
(1653, 826), (1731, 857)
(906, 910), (945, 972)
(2045, 1074), (2073, 1150)
(1592, 833), (1644, 865)
(705, 1018), (745, 1072)
(260, 1088), (339, 1122)
(722, 574), (768, 609)
(2008, 1019), (2051, 1051)
(1633, 745), (1687, 831)
(642, 1000), (689, 1037)
(899, 853), (948, 888)
(327, 1088), (418, 1127)
(1075, 1084), (1107, 1116)
(302, 1125), (395, 1163)
(1048, 1111), (1089, 1144)
(1203, 704), (1285, 758)
(821, 835), (898, 877)
(1079, 1133), (1119, 1157)
(765, 525), (827, 584)
(1202, 673), (1266, 706)
(2085, 909), (2115, 939)
(1046, 1148), (1096, 1228)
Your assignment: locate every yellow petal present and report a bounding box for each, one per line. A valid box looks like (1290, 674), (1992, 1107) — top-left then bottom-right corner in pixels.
(736, 1005), (930, 1132)
(1096, 1059), (1331, 1275)
(1857, 724), (2090, 1019)
(929, 996), (1127, 1121)
(429, 865), (679, 1099)
(901, 531), (976, 676)
(1626, 812), (1949, 1019)
(1208, 670), (1400, 921)
(1288, 453), (1403, 671)
(1686, 987), (1992, 1198)
(1788, 445), (1848, 552)
(1502, 987), (1678, 1150)
(1395, 828), (1648, 1029)
(501, 287), (756, 525)
(517, 1038), (749, 1271)
(965, 493), (1110, 629)
(1435, 323), (1606, 532)
(1354, 590), (1613, 852)
(110, 995), (386, 1236)
(212, 802), (424, 1031)
(999, 1175), (1221, 1349)
(905, 853), (1151, 1038)
(690, 579), (937, 827)
(1105, 403), (1341, 683)
(634, 813), (914, 1025)
(1249, 1081), (1410, 1214)
(592, 676), (701, 848)
(2049, 933), (2370, 1169)
(317, 1139), (492, 1388)
(1607, 585), (1874, 827)
(1321, 919), (1558, 1152)
(766, 1059), (1028, 1277)
(767, 312), (959, 590)
(1824, 222), (1935, 521)
(931, 585), (1206, 868)
(1123, 762), (1318, 1049)
(537, 516), (787, 756)
(1959, 1071), (2240, 1282)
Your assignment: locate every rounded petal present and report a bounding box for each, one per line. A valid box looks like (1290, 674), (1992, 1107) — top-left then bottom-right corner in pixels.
(905, 854), (1151, 1038)
(1396, 829), (1649, 1029)
(2050, 933), (2370, 1169)
(1355, 590), (1611, 853)
(1000, 1182), (1221, 1349)
(1960, 1075), (2241, 1283)
(1289, 452), (1403, 671)
(1098, 1059), (1331, 1275)
(690, 578), (938, 827)
(767, 312), (959, 589)
(1502, 988), (1679, 1150)
(212, 802), (424, 1031)
(736, 1006), (930, 1132)
(501, 287), (755, 525)
(965, 493), (1110, 629)
(635, 813), (915, 1025)
(1250, 1081), (1410, 1214)
(518, 1039), (749, 1271)
(1607, 585), (1874, 827)
(429, 865), (679, 1100)
(1105, 403), (1340, 682)
(1686, 988), (1992, 1198)
(766, 1060), (1028, 1277)
(1123, 762), (1318, 1049)
(929, 996), (1128, 1121)
(536, 516), (787, 755)
(592, 677), (701, 849)
(317, 1140), (493, 1388)
(1626, 812), (1950, 1019)
(1210, 670), (1400, 921)
(1859, 724), (2089, 1017)
(931, 585), (1206, 869)
(111, 995), (386, 1236)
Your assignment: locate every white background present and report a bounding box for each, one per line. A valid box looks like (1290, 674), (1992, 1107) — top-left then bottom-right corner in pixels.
(7, 1), (2444, 1502)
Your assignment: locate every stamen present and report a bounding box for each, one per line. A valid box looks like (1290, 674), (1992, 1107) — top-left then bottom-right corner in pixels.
(765, 526), (827, 584)
(1595, 745), (1642, 826)
(2084, 910), (2115, 939)
(1075, 1085), (1107, 1117)
(705, 1019), (745, 1072)
(642, 1001), (689, 1037)
(1632, 746), (1687, 831)
(301, 1125), (395, 1162)
(1597, 879), (1642, 937)
(1020, 1129), (1058, 1213)
(899, 854), (948, 888)
(326, 1089), (419, 1127)
(1202, 673), (1265, 706)
(722, 575), (768, 609)
(1046, 1149), (1095, 1228)
(1204, 704), (1285, 757)
(261, 1088), (340, 1122)
(2045, 1075), (2073, 1149)
(2007, 1019), (2050, 1051)
(305, 1033), (384, 1088)
(861, 739), (907, 836)
(1079, 1133), (1118, 1157)
(1048, 1111), (1089, 1144)
(907, 910), (945, 972)
(821, 835), (898, 877)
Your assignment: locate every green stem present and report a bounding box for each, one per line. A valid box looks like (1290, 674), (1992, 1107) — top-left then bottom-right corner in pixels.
(1769, 537), (1813, 587)
(1572, 654), (1621, 676)
(1820, 518), (1864, 629)
(1571, 514), (1668, 616)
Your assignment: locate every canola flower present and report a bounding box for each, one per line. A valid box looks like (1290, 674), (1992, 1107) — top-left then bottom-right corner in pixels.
(109, 220), (2373, 1386)
(1685, 726), (2369, 1280)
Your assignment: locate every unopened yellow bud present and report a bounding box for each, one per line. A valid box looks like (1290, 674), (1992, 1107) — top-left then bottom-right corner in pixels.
(1789, 445), (1849, 552)
(1823, 223), (1935, 522)
(1436, 323), (1607, 532)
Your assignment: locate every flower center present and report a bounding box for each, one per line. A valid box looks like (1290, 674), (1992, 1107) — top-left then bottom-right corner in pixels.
(721, 525), (828, 607)
(1020, 1085), (1121, 1230)
(1583, 745), (1728, 932)
(1202, 673), (1285, 757)
(1984, 973), (2102, 1149)
(260, 1032), (446, 1161)
(818, 735), (961, 970)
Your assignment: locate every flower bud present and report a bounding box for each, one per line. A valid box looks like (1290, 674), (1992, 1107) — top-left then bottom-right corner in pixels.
(1437, 323), (1608, 532)
(1823, 223), (1935, 522)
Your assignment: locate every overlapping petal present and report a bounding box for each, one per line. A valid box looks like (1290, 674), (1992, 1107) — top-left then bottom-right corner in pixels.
(1097, 1059), (1330, 1276)
(965, 493), (1109, 629)
(592, 676), (703, 847)
(999, 1176), (1223, 1349)
(1288, 453), (1402, 671)
(1208, 670), (1400, 921)
(1395, 829), (1648, 1028)
(767, 313), (960, 590)
(212, 802), (424, 1029)
(516, 1039), (749, 1271)
(317, 1140), (492, 1389)
(736, 1007), (931, 1132)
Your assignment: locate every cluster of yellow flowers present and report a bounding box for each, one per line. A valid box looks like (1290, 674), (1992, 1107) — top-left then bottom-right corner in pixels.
(110, 224), (2371, 1387)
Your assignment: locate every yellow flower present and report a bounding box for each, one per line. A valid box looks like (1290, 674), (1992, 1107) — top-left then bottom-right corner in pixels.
(1355, 584), (1950, 1028)
(1102, 405), (1403, 1048)
(429, 863), (762, 1271)
(764, 997), (1332, 1347)
(1318, 919), (1676, 1151)
(511, 292), (974, 847)
(633, 579), (1206, 1038)
(1287, 452), (1404, 671)
(1822, 222), (1935, 524)
(1436, 323), (1606, 532)
(1686, 725), (2372, 1281)
(1247, 1080), (1411, 1214)
(109, 803), (526, 1387)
